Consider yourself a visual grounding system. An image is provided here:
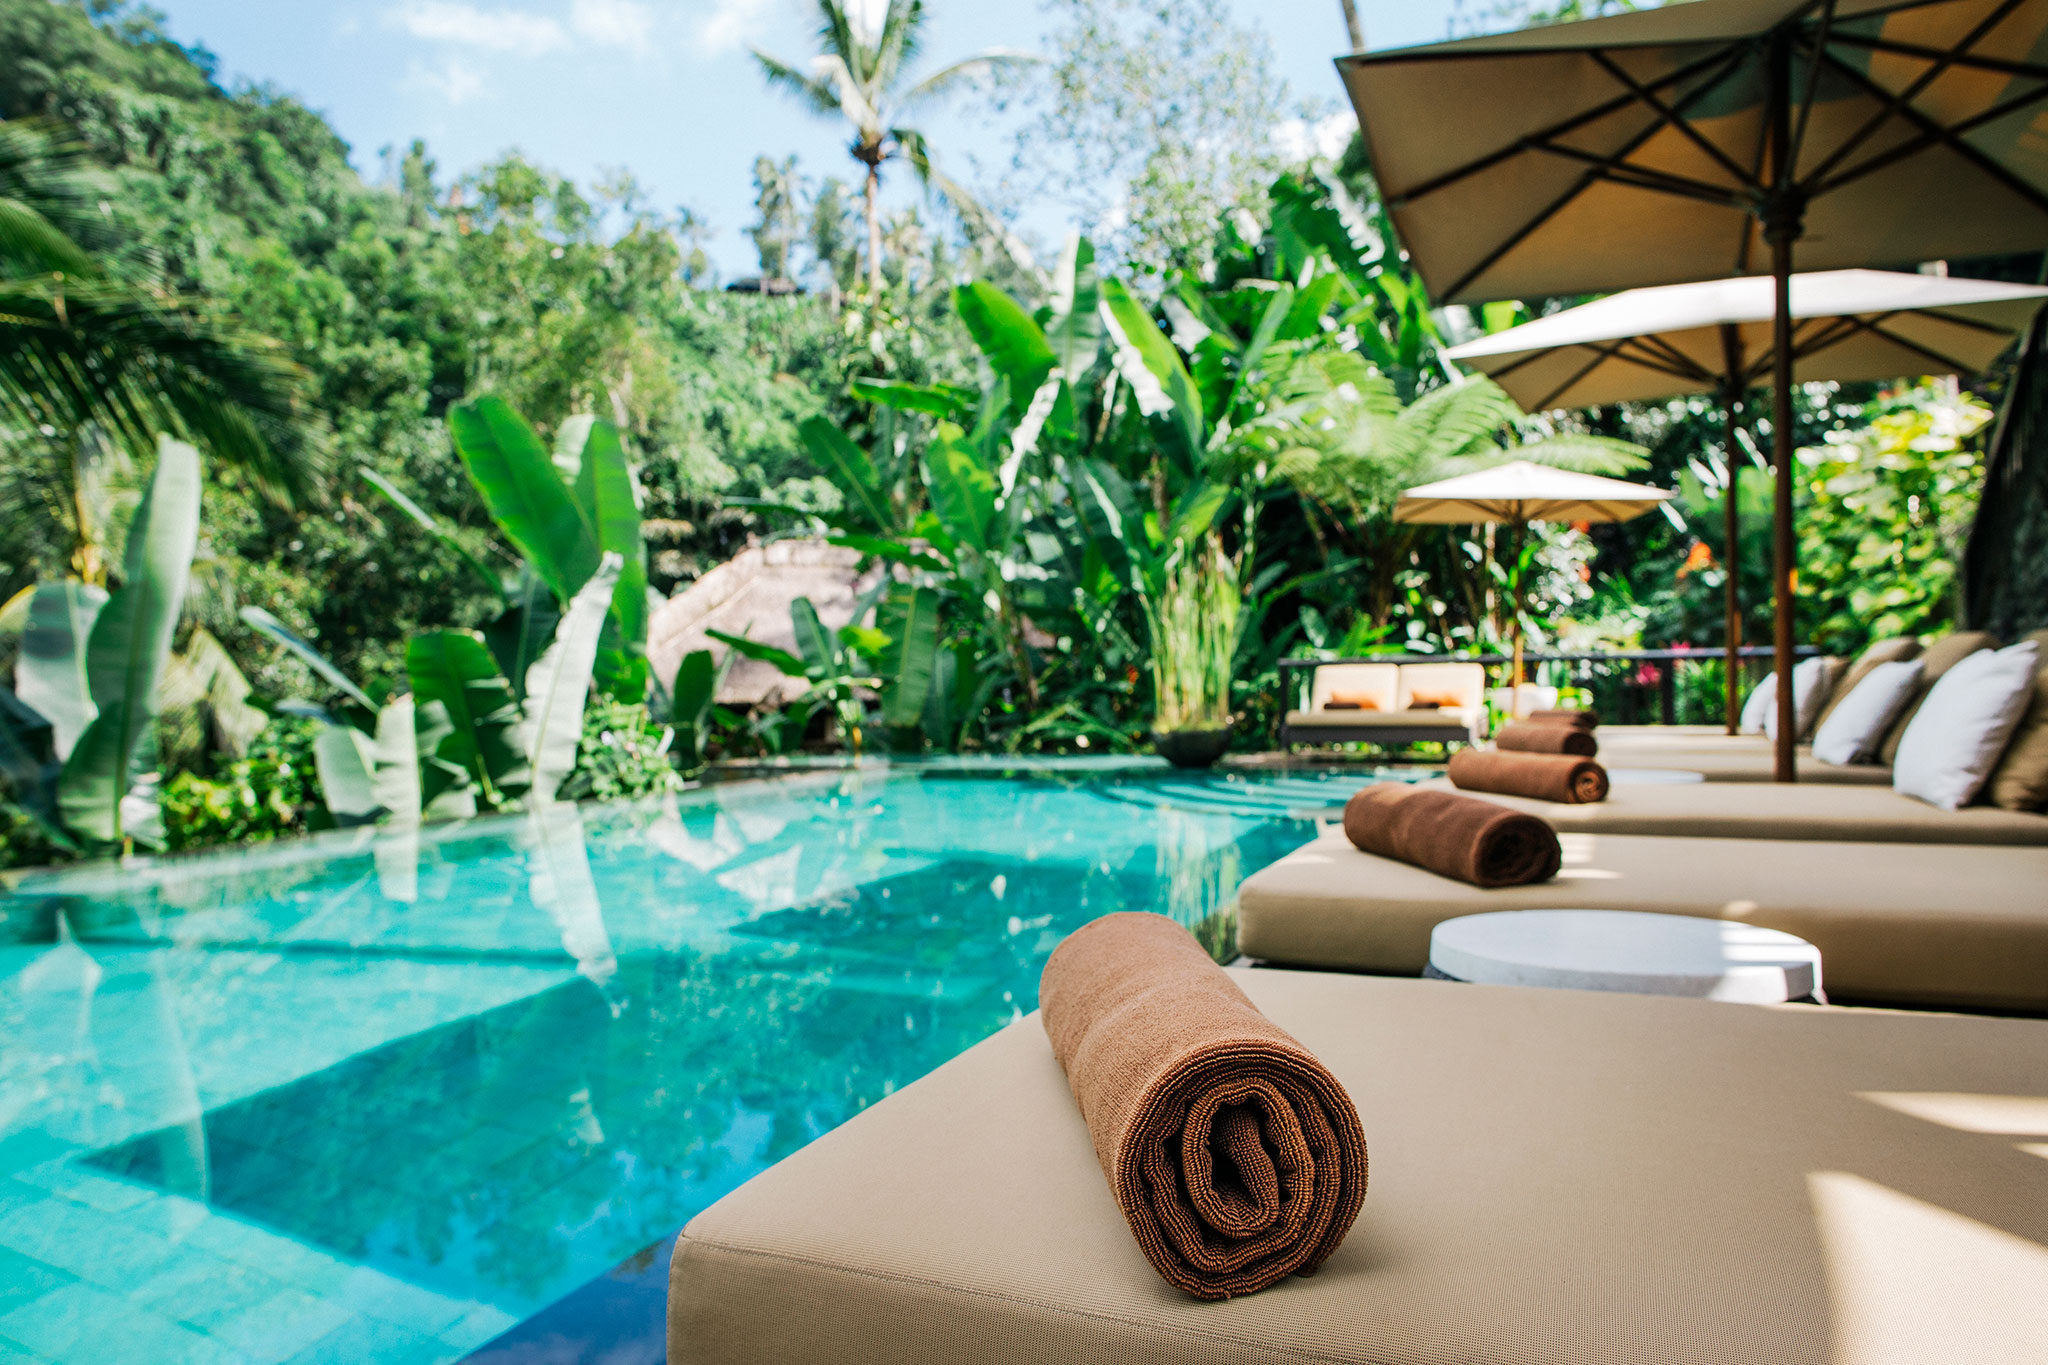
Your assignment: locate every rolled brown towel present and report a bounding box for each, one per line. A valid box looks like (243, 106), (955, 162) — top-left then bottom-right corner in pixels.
(1448, 747), (1610, 804)
(1495, 720), (1599, 757)
(1342, 783), (1563, 886)
(1529, 707), (1599, 730)
(1039, 913), (1369, 1301)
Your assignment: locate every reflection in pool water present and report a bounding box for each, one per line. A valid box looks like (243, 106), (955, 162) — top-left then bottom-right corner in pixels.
(0, 763), (1380, 1363)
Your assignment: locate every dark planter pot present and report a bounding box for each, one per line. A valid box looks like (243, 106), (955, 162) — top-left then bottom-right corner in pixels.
(1153, 726), (1233, 769)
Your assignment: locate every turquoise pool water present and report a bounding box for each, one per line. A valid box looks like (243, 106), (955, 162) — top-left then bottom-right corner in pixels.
(0, 762), (1380, 1363)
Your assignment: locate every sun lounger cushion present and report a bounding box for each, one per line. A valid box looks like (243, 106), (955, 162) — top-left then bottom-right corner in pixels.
(1812, 635), (1923, 731)
(1236, 828), (2048, 1011)
(1413, 774), (2048, 844)
(1810, 658), (1923, 765)
(669, 970), (2048, 1364)
(1989, 654), (2048, 812)
(1878, 630), (2001, 765)
(1766, 656), (1844, 741)
(1602, 744), (1894, 783)
(1738, 671), (1776, 733)
(1893, 641), (2040, 810)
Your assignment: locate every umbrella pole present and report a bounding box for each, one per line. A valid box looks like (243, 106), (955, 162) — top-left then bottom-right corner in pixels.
(1510, 518), (1526, 719)
(1766, 39), (1802, 784)
(1720, 386), (1743, 734)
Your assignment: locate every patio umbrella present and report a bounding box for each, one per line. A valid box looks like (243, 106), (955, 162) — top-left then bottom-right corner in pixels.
(1394, 460), (1674, 716)
(1445, 268), (2048, 731)
(1338, 0), (2048, 780)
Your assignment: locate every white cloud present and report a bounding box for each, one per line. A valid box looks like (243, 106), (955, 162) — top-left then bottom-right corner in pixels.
(390, 2), (568, 56)
(571, 0), (654, 47)
(699, 0), (772, 54)
(1271, 113), (1354, 165)
(408, 56), (489, 104)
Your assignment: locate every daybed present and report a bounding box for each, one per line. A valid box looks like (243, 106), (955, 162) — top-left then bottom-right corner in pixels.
(1236, 828), (2048, 1011)
(1280, 661), (1486, 749)
(669, 969), (2048, 1363)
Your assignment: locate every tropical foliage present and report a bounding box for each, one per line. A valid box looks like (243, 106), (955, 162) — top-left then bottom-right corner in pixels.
(0, 0), (2017, 869)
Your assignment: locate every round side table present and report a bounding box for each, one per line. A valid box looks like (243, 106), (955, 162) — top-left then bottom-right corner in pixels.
(1427, 909), (1822, 1004)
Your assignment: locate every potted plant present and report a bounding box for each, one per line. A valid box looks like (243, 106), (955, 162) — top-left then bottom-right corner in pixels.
(1142, 542), (1244, 769)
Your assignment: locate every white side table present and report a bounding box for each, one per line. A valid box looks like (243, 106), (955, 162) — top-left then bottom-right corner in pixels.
(1427, 909), (1822, 1004)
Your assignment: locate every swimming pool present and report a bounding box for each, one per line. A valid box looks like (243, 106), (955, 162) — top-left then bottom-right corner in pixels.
(0, 761), (1381, 1363)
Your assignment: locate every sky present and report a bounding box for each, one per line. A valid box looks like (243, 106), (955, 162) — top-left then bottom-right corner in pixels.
(144, 0), (1472, 276)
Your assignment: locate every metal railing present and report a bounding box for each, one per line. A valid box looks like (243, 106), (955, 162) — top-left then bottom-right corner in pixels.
(1279, 645), (1820, 727)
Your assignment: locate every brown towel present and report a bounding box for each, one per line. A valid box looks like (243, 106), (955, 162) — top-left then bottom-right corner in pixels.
(1529, 707), (1599, 730)
(1449, 748), (1609, 804)
(1495, 720), (1599, 757)
(1039, 913), (1369, 1300)
(1342, 783), (1563, 887)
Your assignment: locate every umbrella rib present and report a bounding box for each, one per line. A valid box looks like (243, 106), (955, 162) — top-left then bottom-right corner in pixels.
(1801, 0), (2030, 187)
(1531, 344), (1632, 412)
(1825, 31), (2048, 83)
(1858, 318), (1987, 375)
(1810, 54), (2048, 213)
(1389, 44), (1744, 207)
(1589, 50), (1760, 191)
(1442, 48), (1755, 299)
(1534, 146), (1752, 207)
(1787, 0), (1838, 174)
(1626, 333), (1721, 383)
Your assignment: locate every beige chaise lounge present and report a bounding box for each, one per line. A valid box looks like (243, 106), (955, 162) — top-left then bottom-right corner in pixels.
(1236, 829), (2048, 1011)
(669, 969), (2048, 1364)
(1412, 776), (2048, 845)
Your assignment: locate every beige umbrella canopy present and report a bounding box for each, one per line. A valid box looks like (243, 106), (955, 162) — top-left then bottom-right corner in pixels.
(1396, 460), (1673, 713)
(1338, 0), (2048, 781)
(1446, 269), (2048, 730)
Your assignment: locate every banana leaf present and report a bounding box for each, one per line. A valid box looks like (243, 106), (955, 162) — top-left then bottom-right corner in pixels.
(668, 648), (727, 769)
(1099, 279), (1206, 469)
(850, 377), (976, 419)
(954, 281), (1056, 419)
(16, 581), (107, 759)
(923, 426), (997, 555)
(521, 554), (622, 806)
(239, 605), (376, 710)
(448, 397), (599, 605)
(799, 416), (894, 531)
(59, 438), (201, 849)
(705, 630), (808, 679)
(1044, 235), (1105, 387)
(360, 468), (505, 599)
(567, 419), (647, 647)
(407, 630), (527, 808)
(484, 567), (562, 706)
(313, 724), (382, 825)
(371, 696), (421, 822)
(789, 596), (837, 674)
(877, 586), (939, 729)
(412, 698), (476, 821)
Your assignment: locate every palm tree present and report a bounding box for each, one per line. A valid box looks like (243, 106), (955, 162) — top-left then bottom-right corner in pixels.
(0, 118), (324, 582)
(752, 1), (1036, 289)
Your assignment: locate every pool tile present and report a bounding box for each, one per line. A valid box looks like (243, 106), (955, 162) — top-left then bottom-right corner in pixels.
(193, 1288), (353, 1360)
(0, 1249), (73, 1316)
(275, 1312), (450, 1365)
(0, 1282), (247, 1363)
(11, 1163), (157, 1214)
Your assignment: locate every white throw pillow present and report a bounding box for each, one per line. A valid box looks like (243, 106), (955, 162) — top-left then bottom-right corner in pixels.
(1810, 659), (1923, 766)
(1892, 641), (2041, 811)
(1764, 657), (1833, 742)
(1739, 671), (1776, 734)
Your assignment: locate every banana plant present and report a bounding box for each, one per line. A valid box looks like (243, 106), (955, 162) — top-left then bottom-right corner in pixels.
(242, 555), (625, 823)
(0, 438), (201, 852)
(443, 398), (652, 702)
(709, 595), (885, 748)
